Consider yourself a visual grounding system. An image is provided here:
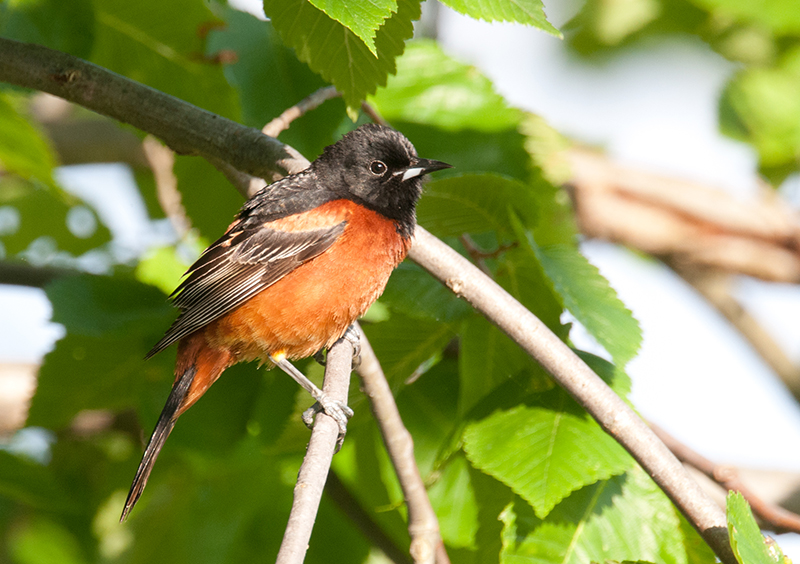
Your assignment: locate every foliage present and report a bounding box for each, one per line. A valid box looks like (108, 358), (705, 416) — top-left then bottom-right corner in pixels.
(0, 0), (785, 562)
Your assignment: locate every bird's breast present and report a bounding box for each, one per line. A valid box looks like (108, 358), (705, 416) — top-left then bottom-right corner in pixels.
(205, 200), (411, 361)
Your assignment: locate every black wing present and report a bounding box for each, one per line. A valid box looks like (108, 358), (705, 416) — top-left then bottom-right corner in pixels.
(146, 221), (346, 358)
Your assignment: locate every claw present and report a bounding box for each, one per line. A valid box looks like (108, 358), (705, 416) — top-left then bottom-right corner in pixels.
(302, 397), (354, 451)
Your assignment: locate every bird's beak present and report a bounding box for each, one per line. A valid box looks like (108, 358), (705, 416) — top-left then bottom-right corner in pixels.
(400, 158), (453, 181)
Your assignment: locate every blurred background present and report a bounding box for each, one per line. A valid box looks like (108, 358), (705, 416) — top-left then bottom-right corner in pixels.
(4, 0), (800, 559)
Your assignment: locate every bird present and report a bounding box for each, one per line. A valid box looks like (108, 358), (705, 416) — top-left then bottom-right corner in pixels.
(120, 123), (451, 521)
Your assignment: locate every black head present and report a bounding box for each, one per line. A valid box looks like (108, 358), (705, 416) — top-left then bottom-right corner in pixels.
(313, 123), (451, 237)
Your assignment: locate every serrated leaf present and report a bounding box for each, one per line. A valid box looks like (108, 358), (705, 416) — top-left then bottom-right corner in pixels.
(727, 492), (784, 564)
(511, 212), (642, 367)
(380, 261), (472, 323)
(500, 467), (690, 564)
(439, 0), (560, 36)
(263, 0), (419, 110)
(361, 312), (455, 387)
(464, 390), (632, 518)
(459, 314), (551, 415)
(371, 40), (523, 131)
(306, 0), (397, 56)
(207, 8), (345, 157)
(418, 174), (537, 239)
(0, 94), (56, 187)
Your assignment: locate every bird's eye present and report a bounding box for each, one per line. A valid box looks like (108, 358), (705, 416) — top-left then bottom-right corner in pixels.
(369, 160), (387, 175)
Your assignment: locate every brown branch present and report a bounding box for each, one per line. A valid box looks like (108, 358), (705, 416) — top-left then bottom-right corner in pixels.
(674, 268), (800, 402)
(568, 148), (800, 283)
(408, 226), (736, 564)
(355, 324), (449, 564)
(141, 136), (190, 238)
(263, 86), (340, 139)
(276, 336), (354, 564)
(0, 38), (737, 563)
(0, 37), (306, 180)
(651, 423), (800, 534)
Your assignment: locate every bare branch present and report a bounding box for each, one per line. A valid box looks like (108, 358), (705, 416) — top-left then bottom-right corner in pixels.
(263, 86), (340, 139)
(568, 148), (800, 283)
(651, 423), (800, 534)
(675, 268), (800, 402)
(141, 136), (190, 238)
(0, 38), (306, 180)
(276, 337), (354, 564)
(355, 324), (449, 564)
(408, 226), (736, 564)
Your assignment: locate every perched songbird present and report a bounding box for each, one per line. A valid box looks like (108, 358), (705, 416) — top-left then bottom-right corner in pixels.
(120, 124), (451, 520)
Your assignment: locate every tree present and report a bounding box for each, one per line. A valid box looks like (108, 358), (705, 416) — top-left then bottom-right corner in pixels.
(0, 0), (794, 563)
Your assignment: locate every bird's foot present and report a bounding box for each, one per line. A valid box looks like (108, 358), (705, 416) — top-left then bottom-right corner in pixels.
(302, 397), (355, 451)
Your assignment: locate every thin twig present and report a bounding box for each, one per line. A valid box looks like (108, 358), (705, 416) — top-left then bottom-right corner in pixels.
(674, 267), (800, 403)
(276, 336), (354, 564)
(650, 423), (800, 534)
(142, 136), (191, 238)
(459, 234), (492, 276)
(408, 226), (736, 564)
(325, 471), (414, 564)
(355, 324), (449, 564)
(263, 86), (340, 139)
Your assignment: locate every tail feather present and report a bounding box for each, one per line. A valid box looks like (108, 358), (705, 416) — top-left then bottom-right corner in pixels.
(120, 366), (196, 522)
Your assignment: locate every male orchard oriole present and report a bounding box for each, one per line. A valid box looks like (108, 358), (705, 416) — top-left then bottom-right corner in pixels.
(120, 124), (451, 520)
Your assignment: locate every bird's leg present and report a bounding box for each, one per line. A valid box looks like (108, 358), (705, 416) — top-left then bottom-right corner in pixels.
(268, 352), (354, 446)
(313, 325), (361, 368)
(342, 323), (362, 368)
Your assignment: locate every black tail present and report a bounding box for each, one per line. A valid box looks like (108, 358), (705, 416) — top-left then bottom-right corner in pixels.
(120, 367), (196, 522)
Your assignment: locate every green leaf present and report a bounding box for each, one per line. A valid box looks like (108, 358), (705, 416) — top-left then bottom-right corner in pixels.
(720, 48), (800, 181)
(0, 182), (111, 258)
(135, 245), (190, 295)
(0, 452), (74, 512)
(459, 314), (552, 416)
(207, 8), (346, 158)
(0, 0), (95, 57)
(500, 467), (690, 564)
(9, 518), (88, 564)
(688, 0), (800, 35)
(371, 40), (523, 131)
(0, 93), (56, 187)
(511, 212), (642, 367)
(727, 491), (784, 564)
(418, 174), (537, 238)
(29, 275), (174, 429)
(90, 0), (239, 120)
(263, 0), (419, 111)
(427, 455), (478, 548)
(306, 0), (397, 56)
(464, 389), (632, 518)
(440, 0), (560, 36)
(362, 312), (455, 386)
(380, 261), (473, 324)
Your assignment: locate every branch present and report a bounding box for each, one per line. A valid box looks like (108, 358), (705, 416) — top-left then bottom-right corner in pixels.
(651, 423), (800, 534)
(0, 38), (306, 180)
(276, 336), (354, 564)
(355, 324), (449, 564)
(408, 227), (736, 564)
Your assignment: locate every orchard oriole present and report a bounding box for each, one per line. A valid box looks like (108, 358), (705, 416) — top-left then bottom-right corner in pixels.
(120, 123), (451, 520)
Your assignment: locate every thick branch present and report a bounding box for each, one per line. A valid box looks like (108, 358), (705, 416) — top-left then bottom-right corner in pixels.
(0, 38), (305, 179)
(408, 227), (736, 564)
(276, 337), (354, 564)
